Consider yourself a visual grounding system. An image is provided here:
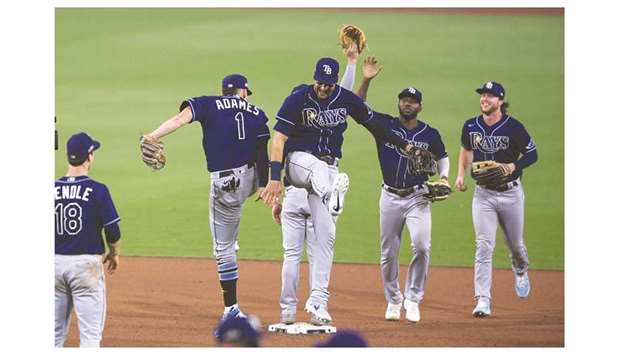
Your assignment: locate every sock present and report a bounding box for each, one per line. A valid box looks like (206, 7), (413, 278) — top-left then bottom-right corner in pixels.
(220, 279), (237, 307)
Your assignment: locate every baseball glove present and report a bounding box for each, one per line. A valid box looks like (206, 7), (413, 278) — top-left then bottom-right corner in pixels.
(471, 160), (511, 185)
(406, 148), (437, 176)
(424, 178), (452, 202)
(338, 25), (367, 53)
(140, 134), (166, 170)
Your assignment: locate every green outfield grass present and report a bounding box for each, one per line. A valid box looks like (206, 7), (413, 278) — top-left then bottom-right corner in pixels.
(55, 8), (564, 270)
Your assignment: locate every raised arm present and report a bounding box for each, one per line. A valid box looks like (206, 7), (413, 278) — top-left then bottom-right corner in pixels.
(356, 57), (383, 101)
(146, 106), (193, 140)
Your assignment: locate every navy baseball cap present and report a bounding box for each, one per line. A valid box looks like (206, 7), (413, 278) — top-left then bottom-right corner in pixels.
(316, 330), (368, 347)
(222, 74), (252, 96)
(66, 132), (100, 163)
(398, 87), (423, 103)
(214, 315), (261, 346)
(313, 57), (340, 85)
(476, 81), (505, 99)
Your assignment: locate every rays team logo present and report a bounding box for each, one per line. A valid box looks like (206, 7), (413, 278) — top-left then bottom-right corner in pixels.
(385, 131), (429, 157)
(322, 65), (332, 75)
(302, 107), (347, 128)
(485, 81), (493, 89)
(470, 132), (509, 153)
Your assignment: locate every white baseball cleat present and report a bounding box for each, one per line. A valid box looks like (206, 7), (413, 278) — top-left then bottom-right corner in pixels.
(329, 173), (349, 216)
(472, 299), (491, 318)
(305, 301), (332, 325)
(514, 272), (530, 299)
(384, 302), (402, 321)
(404, 299), (420, 323)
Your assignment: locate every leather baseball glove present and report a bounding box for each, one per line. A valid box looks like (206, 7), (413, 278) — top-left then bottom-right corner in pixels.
(406, 148), (437, 176)
(339, 25), (367, 53)
(471, 160), (511, 185)
(424, 178), (452, 202)
(140, 134), (166, 170)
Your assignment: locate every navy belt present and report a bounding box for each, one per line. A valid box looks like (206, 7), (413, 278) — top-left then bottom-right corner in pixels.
(216, 163), (254, 178)
(382, 184), (425, 197)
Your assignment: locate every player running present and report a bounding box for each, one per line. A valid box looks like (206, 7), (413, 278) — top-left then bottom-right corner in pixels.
(261, 56), (414, 325)
(356, 57), (450, 323)
(142, 74), (270, 333)
(55, 132), (121, 347)
(454, 81), (538, 317)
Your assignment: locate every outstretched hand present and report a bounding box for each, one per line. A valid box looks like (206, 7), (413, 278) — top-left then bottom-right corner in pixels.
(343, 42), (360, 63)
(362, 56), (383, 80)
(260, 180), (283, 207)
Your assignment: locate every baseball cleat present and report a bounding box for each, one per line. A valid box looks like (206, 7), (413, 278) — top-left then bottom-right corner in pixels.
(404, 299), (420, 323)
(329, 173), (349, 216)
(472, 299), (491, 318)
(280, 311), (296, 325)
(305, 302), (332, 325)
(515, 272), (530, 299)
(213, 304), (246, 338)
(384, 302), (402, 321)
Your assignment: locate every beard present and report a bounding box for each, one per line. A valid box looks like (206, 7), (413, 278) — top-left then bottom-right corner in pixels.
(399, 107), (418, 120)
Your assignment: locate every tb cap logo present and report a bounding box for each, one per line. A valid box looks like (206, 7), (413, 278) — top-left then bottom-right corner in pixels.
(323, 65), (332, 75)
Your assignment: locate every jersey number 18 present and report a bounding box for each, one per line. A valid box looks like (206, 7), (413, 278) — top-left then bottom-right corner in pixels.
(55, 202), (83, 236)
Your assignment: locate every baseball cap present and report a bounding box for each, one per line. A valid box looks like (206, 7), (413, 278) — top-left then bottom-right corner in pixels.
(313, 57), (340, 85)
(315, 330), (368, 347)
(475, 81), (505, 99)
(214, 315), (261, 347)
(398, 87), (423, 103)
(222, 74), (252, 95)
(66, 132), (100, 163)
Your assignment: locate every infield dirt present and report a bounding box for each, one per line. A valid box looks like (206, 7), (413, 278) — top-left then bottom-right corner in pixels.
(62, 257), (564, 347)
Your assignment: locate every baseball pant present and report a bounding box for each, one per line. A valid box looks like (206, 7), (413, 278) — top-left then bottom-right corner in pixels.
(209, 165), (257, 281)
(55, 254), (106, 347)
(284, 151), (338, 306)
(472, 181), (529, 301)
(379, 187), (432, 305)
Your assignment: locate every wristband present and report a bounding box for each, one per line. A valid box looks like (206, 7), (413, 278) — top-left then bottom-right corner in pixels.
(270, 161), (282, 181)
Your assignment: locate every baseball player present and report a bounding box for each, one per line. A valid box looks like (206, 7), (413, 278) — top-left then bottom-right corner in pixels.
(271, 45), (359, 325)
(55, 132), (121, 347)
(143, 74), (270, 330)
(357, 58), (449, 323)
(454, 81), (538, 317)
(261, 56), (414, 325)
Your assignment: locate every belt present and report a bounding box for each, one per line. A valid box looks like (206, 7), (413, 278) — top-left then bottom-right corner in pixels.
(382, 184), (425, 197)
(210, 163), (254, 179)
(303, 151), (339, 166)
(481, 179), (519, 192)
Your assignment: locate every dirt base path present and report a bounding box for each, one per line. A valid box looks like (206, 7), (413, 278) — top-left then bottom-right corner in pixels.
(62, 257), (563, 347)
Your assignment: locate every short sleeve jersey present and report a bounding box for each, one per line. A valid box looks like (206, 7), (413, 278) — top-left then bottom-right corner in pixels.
(273, 84), (373, 158)
(373, 112), (447, 188)
(180, 95), (270, 172)
(460, 114), (537, 180)
(55, 176), (120, 255)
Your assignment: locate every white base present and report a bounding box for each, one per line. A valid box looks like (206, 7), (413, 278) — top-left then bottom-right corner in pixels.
(268, 322), (337, 334)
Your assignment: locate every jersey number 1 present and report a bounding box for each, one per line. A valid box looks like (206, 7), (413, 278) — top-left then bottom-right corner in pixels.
(235, 112), (246, 140)
(55, 202), (83, 236)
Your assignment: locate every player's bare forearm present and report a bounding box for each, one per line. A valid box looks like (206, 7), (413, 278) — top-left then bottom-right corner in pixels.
(268, 131), (288, 164)
(148, 107), (193, 140)
(356, 78), (372, 101)
(457, 147), (473, 177)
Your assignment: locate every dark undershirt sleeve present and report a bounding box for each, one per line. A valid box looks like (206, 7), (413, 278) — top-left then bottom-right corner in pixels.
(255, 137), (269, 187)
